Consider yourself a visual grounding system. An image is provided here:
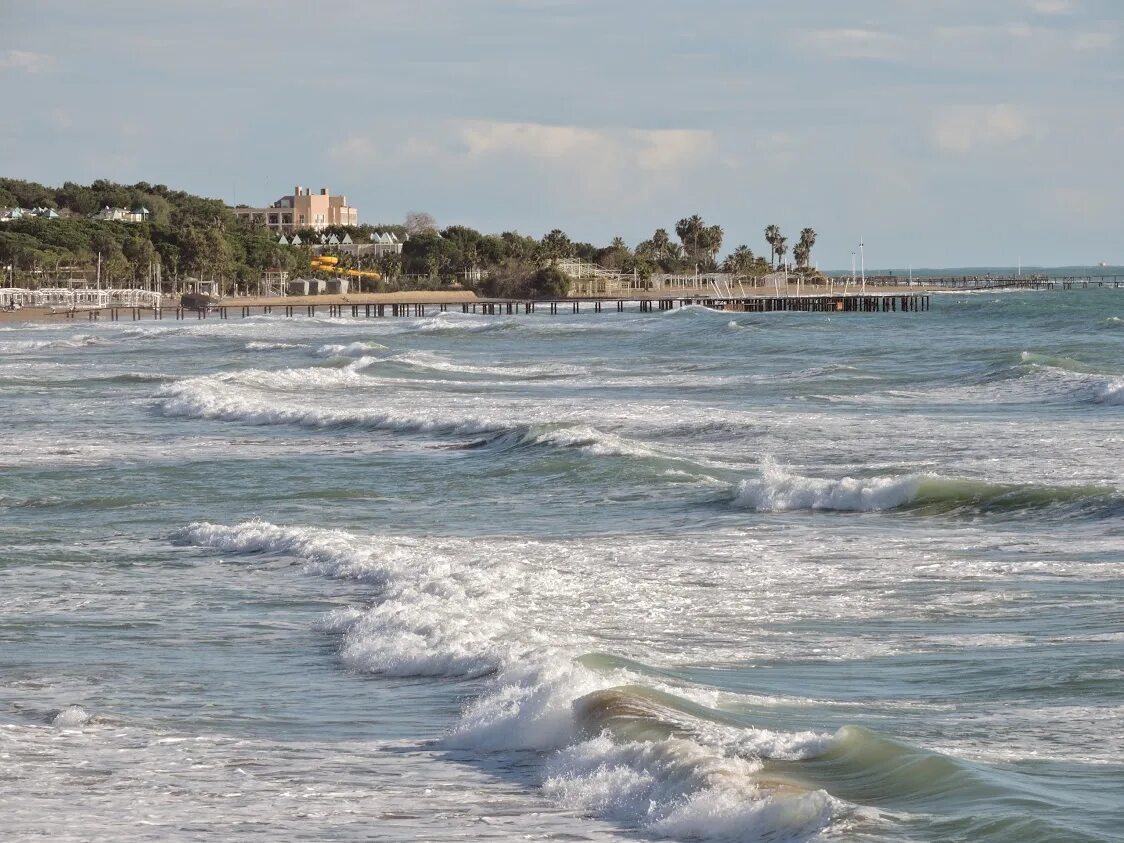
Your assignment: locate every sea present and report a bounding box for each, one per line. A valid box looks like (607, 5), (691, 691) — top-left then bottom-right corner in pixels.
(1, 289), (1121, 842)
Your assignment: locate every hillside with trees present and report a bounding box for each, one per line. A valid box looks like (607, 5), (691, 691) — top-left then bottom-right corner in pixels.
(0, 178), (820, 298)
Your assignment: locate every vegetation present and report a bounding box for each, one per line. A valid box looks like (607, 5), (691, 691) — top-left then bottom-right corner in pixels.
(0, 177), (822, 297)
(0, 177), (303, 293)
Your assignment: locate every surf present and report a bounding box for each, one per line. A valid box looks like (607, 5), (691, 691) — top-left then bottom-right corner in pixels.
(173, 519), (841, 840)
(732, 461), (1120, 516)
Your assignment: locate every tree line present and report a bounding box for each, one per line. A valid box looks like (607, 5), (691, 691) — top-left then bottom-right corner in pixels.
(0, 178), (820, 297)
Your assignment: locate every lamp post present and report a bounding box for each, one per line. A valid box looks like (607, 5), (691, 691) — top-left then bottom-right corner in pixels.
(860, 239), (866, 296)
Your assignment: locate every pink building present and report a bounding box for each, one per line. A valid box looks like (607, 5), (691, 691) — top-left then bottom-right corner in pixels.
(233, 185), (358, 233)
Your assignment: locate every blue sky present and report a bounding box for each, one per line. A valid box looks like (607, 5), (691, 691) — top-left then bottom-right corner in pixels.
(1, 0), (1121, 268)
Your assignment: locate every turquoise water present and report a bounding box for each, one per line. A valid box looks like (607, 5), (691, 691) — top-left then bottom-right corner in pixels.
(1, 290), (1121, 841)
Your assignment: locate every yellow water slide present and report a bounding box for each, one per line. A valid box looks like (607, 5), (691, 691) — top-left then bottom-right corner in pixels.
(309, 256), (382, 281)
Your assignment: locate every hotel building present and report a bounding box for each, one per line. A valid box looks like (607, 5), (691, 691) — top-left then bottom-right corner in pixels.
(233, 185), (358, 233)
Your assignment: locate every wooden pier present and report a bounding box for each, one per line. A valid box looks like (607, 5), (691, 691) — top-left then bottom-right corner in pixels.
(60, 293), (934, 322)
(831, 274), (1124, 290)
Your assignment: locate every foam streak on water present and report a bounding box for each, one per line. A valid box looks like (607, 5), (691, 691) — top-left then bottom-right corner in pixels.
(1, 290), (1121, 842)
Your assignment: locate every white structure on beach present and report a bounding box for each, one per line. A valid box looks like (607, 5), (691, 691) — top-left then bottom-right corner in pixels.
(558, 258), (770, 298)
(0, 287), (163, 309)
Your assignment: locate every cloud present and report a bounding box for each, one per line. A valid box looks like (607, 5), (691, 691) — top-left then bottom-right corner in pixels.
(0, 50), (56, 74)
(458, 121), (714, 173)
(1028, 0), (1074, 14)
(799, 28), (905, 61)
(332, 120), (716, 203)
(931, 104), (1040, 153)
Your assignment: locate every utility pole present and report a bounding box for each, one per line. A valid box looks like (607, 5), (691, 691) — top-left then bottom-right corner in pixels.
(860, 239), (866, 295)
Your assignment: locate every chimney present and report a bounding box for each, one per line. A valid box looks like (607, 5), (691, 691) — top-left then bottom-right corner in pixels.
(294, 185), (303, 196)
(320, 187), (328, 196)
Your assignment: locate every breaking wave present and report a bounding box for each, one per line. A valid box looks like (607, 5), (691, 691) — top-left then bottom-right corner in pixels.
(245, 340), (301, 351)
(0, 335), (110, 352)
(734, 461), (1119, 516)
(173, 519), (839, 840)
(313, 340), (387, 358)
(155, 369), (665, 459)
(172, 520), (1078, 841)
(381, 350), (589, 379)
(849, 351), (1124, 408)
(1092, 377), (1124, 406)
(158, 369), (502, 434)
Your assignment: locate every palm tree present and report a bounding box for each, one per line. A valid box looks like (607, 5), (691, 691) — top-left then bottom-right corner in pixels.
(676, 215), (705, 260)
(774, 235), (789, 269)
(764, 225), (780, 269)
(797, 228), (817, 268)
(722, 244), (756, 275)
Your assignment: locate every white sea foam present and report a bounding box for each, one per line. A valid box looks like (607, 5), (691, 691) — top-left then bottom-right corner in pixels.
(1093, 377), (1124, 406)
(0, 335), (109, 352)
(156, 369), (670, 459)
(314, 340), (387, 358)
(244, 340), (301, 351)
(157, 372), (509, 435)
(385, 349), (589, 378)
(51, 705), (91, 728)
(543, 734), (833, 841)
(502, 424), (661, 458)
(407, 313), (506, 335)
(734, 460), (923, 512)
(176, 520), (836, 840)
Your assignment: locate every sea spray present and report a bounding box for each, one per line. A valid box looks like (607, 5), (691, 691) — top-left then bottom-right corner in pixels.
(733, 460), (1120, 514)
(734, 460), (924, 512)
(175, 520), (839, 839)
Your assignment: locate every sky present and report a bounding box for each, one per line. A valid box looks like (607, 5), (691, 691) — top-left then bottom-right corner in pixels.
(1, 0), (1121, 269)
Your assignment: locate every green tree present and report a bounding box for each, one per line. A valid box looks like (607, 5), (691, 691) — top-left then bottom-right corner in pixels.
(722, 245), (757, 275)
(774, 235), (789, 269)
(539, 228), (572, 260)
(795, 227), (817, 268)
(676, 215), (706, 262)
(698, 224), (724, 269)
(122, 235), (155, 284)
(764, 225), (780, 269)
(375, 252), (402, 290)
(596, 236), (631, 271)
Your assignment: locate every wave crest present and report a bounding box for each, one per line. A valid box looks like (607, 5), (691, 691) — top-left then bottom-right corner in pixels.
(175, 520), (838, 840)
(734, 461), (1119, 515)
